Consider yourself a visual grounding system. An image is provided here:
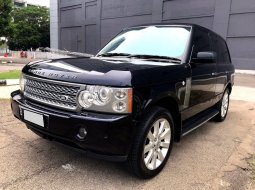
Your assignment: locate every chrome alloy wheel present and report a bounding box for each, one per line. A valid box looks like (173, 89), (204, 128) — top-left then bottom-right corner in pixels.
(221, 91), (229, 117)
(143, 118), (171, 170)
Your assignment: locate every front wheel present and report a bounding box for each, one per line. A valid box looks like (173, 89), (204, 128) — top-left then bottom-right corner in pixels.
(214, 88), (230, 122)
(128, 107), (174, 178)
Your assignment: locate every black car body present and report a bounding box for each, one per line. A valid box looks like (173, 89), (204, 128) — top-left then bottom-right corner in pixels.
(11, 24), (235, 178)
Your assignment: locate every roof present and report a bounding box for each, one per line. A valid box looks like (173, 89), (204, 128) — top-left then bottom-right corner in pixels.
(130, 23), (199, 28)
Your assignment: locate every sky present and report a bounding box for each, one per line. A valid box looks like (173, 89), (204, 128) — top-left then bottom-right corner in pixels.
(27, 0), (50, 7)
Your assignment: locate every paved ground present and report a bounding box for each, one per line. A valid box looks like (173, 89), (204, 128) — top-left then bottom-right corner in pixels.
(0, 74), (255, 190)
(235, 74), (255, 88)
(0, 86), (20, 99)
(0, 57), (40, 73)
(0, 57), (34, 65)
(0, 64), (25, 73)
(0, 100), (254, 190)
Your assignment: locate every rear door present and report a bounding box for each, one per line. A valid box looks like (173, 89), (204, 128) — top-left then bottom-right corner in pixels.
(211, 34), (231, 96)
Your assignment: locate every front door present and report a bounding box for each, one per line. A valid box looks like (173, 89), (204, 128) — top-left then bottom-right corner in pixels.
(183, 29), (217, 120)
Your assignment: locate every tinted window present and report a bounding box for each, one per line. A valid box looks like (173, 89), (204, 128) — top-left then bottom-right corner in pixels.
(211, 34), (230, 64)
(98, 26), (191, 60)
(192, 29), (211, 60)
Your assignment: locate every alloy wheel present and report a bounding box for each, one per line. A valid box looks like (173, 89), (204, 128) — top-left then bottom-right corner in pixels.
(143, 118), (171, 170)
(221, 91), (229, 117)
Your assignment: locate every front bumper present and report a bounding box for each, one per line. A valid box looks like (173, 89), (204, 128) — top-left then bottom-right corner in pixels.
(11, 90), (135, 162)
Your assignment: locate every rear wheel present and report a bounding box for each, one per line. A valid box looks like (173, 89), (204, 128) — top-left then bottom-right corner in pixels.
(214, 88), (230, 122)
(128, 107), (174, 178)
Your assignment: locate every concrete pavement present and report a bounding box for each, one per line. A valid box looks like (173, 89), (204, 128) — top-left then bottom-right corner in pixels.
(0, 57), (34, 65)
(0, 74), (255, 189)
(231, 86), (255, 103)
(0, 100), (254, 190)
(0, 64), (25, 73)
(0, 85), (19, 99)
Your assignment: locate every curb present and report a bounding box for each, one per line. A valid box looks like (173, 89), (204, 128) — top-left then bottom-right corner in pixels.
(0, 79), (19, 86)
(0, 60), (13, 64)
(235, 69), (255, 75)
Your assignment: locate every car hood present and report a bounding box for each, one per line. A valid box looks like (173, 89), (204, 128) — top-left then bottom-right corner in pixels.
(22, 57), (188, 87)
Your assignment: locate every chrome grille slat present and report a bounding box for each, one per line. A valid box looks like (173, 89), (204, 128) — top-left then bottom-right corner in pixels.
(24, 77), (81, 110)
(26, 79), (79, 95)
(25, 93), (77, 108)
(25, 86), (77, 104)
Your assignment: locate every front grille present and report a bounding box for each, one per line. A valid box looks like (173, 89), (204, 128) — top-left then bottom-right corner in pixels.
(24, 76), (81, 110)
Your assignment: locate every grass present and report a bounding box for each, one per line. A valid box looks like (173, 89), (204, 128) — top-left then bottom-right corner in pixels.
(0, 70), (21, 79)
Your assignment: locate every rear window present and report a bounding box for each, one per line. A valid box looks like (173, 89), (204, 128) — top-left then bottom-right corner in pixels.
(211, 35), (231, 64)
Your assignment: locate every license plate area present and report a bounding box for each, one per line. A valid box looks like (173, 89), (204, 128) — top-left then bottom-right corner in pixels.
(23, 109), (45, 128)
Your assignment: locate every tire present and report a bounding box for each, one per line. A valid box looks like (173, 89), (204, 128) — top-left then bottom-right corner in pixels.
(128, 106), (174, 178)
(214, 88), (230, 122)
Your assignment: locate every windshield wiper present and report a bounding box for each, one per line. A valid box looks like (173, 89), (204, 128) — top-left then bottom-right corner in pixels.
(97, 52), (131, 57)
(128, 54), (181, 63)
(97, 53), (181, 63)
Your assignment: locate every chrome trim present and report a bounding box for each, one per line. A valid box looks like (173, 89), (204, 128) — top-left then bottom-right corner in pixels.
(23, 74), (84, 112)
(182, 112), (218, 136)
(25, 94), (77, 111)
(184, 77), (191, 109)
(23, 74), (84, 87)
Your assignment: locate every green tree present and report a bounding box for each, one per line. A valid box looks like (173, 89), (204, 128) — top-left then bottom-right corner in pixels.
(0, 0), (12, 46)
(8, 6), (50, 50)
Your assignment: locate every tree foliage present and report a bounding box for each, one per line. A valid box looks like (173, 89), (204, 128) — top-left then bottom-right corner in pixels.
(8, 6), (50, 50)
(0, 0), (12, 45)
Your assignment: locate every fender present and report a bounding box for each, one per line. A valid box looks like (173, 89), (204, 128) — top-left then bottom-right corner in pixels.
(144, 91), (181, 111)
(222, 71), (235, 96)
(136, 85), (183, 142)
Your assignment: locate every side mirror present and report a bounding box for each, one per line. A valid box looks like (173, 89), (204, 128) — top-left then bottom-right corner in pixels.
(192, 51), (216, 64)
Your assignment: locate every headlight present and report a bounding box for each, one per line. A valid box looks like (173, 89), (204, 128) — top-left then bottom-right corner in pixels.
(78, 90), (94, 108)
(78, 85), (132, 113)
(19, 74), (26, 92)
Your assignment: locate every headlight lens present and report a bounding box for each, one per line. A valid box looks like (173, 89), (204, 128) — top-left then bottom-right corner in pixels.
(95, 86), (112, 105)
(115, 89), (127, 100)
(112, 101), (127, 113)
(78, 85), (132, 113)
(19, 74), (26, 92)
(78, 91), (94, 108)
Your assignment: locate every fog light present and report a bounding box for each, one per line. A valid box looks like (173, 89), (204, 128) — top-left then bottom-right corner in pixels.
(77, 127), (87, 140)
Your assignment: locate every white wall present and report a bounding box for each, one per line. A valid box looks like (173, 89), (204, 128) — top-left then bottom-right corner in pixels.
(50, 0), (59, 49)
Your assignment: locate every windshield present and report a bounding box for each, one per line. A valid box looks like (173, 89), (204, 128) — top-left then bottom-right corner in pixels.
(98, 26), (191, 61)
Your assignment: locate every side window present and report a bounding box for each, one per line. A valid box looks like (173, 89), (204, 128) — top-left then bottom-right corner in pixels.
(192, 29), (211, 60)
(211, 35), (230, 64)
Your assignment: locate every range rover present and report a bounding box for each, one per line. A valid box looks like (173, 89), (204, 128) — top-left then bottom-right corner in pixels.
(11, 24), (235, 178)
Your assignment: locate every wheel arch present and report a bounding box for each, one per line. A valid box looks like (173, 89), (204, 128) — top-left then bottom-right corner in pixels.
(226, 82), (232, 94)
(145, 95), (182, 142)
